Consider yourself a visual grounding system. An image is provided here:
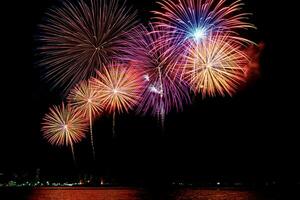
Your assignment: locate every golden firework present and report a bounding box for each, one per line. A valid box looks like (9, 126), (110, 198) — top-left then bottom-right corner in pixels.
(183, 33), (250, 97)
(68, 80), (103, 160)
(41, 103), (88, 161)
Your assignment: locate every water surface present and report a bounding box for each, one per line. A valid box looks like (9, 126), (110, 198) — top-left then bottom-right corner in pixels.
(0, 187), (283, 200)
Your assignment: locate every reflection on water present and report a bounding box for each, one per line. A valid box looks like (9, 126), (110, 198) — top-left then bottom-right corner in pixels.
(28, 188), (145, 200)
(0, 187), (278, 200)
(173, 189), (257, 200)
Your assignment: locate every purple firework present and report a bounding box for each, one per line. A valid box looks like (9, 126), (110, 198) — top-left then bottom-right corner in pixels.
(124, 24), (191, 128)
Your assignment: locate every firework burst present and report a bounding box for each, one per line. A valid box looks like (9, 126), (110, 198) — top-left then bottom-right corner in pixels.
(153, 0), (255, 45)
(41, 103), (88, 162)
(125, 24), (191, 128)
(68, 80), (103, 160)
(90, 63), (145, 136)
(182, 33), (250, 97)
(38, 0), (138, 93)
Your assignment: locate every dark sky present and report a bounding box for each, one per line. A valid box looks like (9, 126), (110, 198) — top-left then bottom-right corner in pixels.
(1, 0), (298, 184)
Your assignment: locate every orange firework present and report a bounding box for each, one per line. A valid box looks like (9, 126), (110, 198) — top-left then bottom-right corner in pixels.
(90, 63), (145, 136)
(41, 103), (88, 162)
(183, 33), (250, 97)
(68, 80), (103, 160)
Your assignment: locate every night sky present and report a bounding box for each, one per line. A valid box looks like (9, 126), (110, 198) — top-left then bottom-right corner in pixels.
(1, 0), (298, 184)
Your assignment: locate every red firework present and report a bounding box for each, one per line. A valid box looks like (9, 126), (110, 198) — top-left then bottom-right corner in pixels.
(38, 0), (138, 93)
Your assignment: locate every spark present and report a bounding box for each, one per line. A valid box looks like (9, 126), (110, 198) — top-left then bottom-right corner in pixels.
(143, 74), (150, 81)
(191, 27), (207, 41)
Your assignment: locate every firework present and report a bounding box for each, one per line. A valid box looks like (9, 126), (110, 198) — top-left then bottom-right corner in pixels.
(38, 0), (138, 93)
(182, 33), (250, 97)
(90, 63), (145, 136)
(125, 24), (191, 128)
(153, 0), (255, 44)
(68, 80), (103, 160)
(41, 103), (88, 162)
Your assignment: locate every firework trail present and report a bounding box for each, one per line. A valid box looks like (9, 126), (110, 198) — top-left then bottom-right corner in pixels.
(68, 80), (103, 160)
(38, 0), (138, 93)
(124, 24), (191, 129)
(41, 103), (88, 163)
(182, 33), (250, 97)
(90, 63), (145, 136)
(153, 0), (255, 45)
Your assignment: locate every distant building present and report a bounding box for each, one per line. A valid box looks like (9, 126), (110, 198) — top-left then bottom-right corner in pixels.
(35, 168), (40, 182)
